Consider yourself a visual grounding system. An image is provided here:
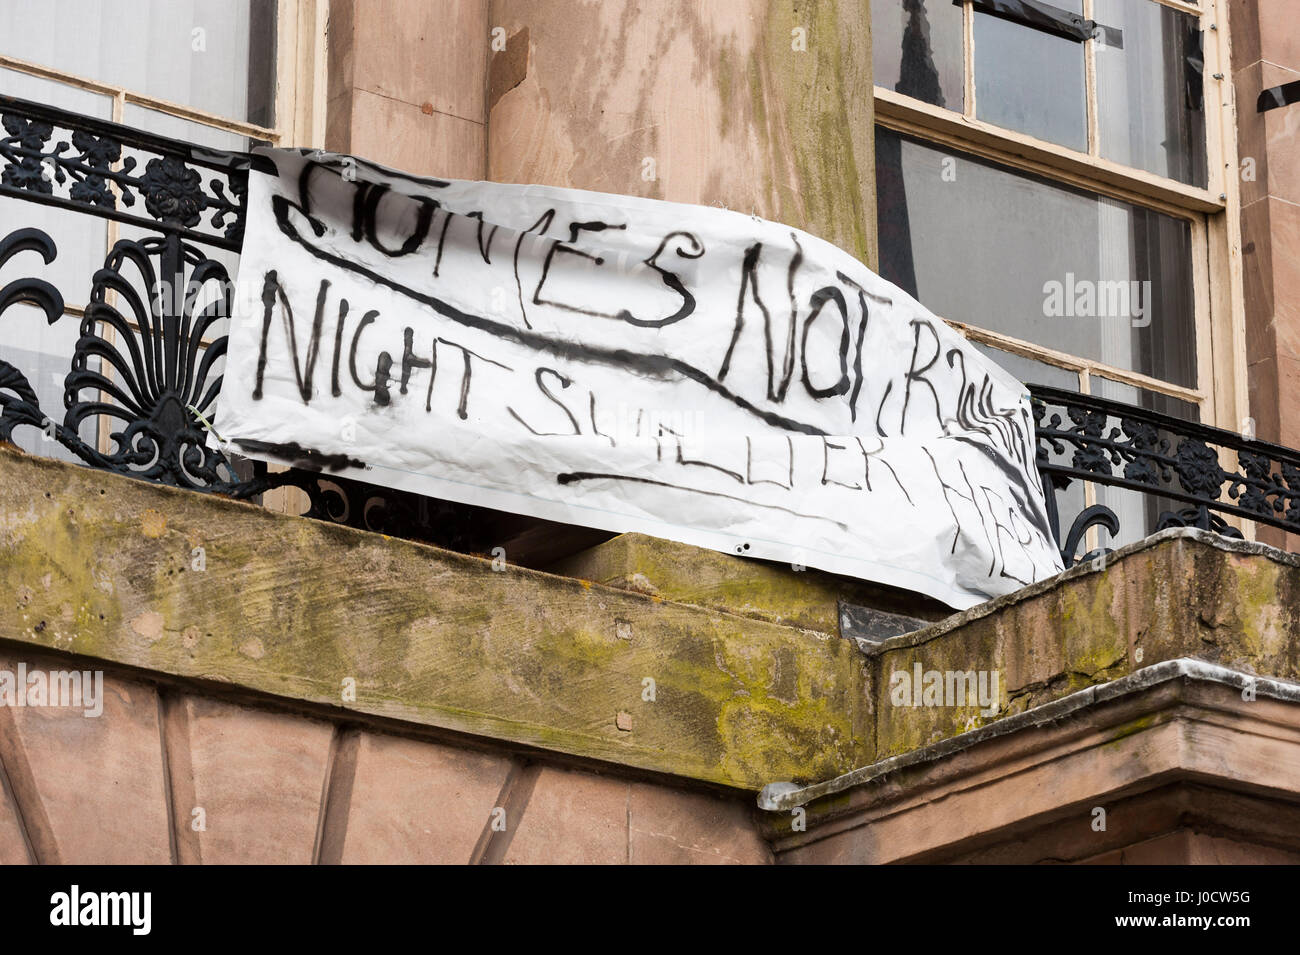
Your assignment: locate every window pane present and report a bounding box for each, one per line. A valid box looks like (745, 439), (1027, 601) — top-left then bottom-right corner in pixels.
(0, 303), (100, 464)
(1093, 376), (1199, 423)
(0, 68), (113, 117)
(0, 200), (108, 463)
(121, 103), (253, 151)
(875, 127), (1198, 388)
(1095, 0), (1207, 186)
(0, 198), (108, 309)
(0, 0), (276, 126)
(973, 0), (1087, 151)
(871, 0), (964, 110)
(971, 341), (1078, 391)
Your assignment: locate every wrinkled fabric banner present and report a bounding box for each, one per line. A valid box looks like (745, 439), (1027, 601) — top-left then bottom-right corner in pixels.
(215, 148), (1064, 609)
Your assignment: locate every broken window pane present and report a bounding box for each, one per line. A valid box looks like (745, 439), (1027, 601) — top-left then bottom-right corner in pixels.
(973, 0), (1088, 151)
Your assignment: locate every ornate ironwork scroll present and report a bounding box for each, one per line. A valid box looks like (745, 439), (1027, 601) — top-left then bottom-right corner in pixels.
(0, 94), (495, 551)
(1031, 385), (1300, 564)
(0, 93), (247, 250)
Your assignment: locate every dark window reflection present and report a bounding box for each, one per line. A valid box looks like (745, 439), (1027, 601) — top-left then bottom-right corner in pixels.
(875, 126), (1197, 388)
(871, 0), (964, 110)
(247, 0), (278, 129)
(974, 0), (1088, 151)
(1095, 0), (1207, 186)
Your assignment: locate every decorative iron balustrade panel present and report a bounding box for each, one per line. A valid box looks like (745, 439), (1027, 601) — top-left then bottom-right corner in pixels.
(1, 94), (1297, 572)
(1031, 384), (1300, 564)
(0, 219), (497, 551)
(0, 94), (494, 551)
(0, 94), (248, 251)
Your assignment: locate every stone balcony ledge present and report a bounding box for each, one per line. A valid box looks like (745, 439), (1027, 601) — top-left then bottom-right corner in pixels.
(4, 447), (1300, 793)
(761, 659), (1300, 863)
(4, 445), (1300, 862)
(0, 446), (871, 792)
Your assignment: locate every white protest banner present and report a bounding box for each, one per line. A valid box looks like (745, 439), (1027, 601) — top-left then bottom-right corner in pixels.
(214, 148), (1064, 609)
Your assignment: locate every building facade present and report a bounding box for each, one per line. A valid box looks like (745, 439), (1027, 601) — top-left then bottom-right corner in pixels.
(1, 0), (1299, 863)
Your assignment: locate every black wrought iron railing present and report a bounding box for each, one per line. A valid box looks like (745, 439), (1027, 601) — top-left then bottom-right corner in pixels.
(0, 93), (494, 554)
(1, 94), (244, 488)
(1, 93), (1298, 571)
(0, 94), (247, 251)
(1031, 386), (1300, 561)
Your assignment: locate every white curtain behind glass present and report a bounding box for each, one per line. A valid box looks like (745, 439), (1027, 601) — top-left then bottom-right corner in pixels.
(0, 0), (255, 122)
